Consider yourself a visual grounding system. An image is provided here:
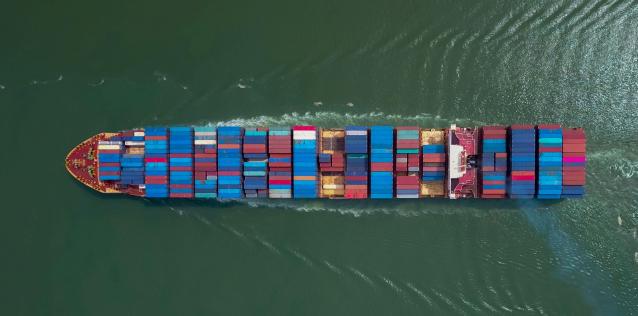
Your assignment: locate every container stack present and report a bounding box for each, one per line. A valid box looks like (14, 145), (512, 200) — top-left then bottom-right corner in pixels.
(217, 126), (243, 199)
(395, 127), (420, 198)
(268, 128), (292, 198)
(481, 126), (507, 198)
(420, 129), (446, 197)
(509, 125), (536, 198)
(243, 128), (269, 198)
(561, 128), (586, 198)
(193, 126), (217, 199)
(144, 127), (168, 198)
(344, 126), (368, 199)
(319, 129), (345, 198)
(537, 124), (563, 199)
(97, 140), (122, 182)
(293, 126), (318, 198)
(370, 126), (394, 199)
(169, 127), (194, 198)
(119, 130), (145, 185)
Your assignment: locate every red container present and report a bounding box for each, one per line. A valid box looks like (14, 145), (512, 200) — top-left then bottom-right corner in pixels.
(512, 171), (535, 176)
(204, 148), (217, 154)
(422, 166), (445, 172)
(195, 172), (206, 180)
(169, 153), (191, 158)
(98, 149), (120, 154)
(511, 175), (535, 181)
(482, 189), (506, 194)
(218, 144), (240, 149)
(145, 136), (167, 140)
(145, 157), (167, 163)
(293, 125), (316, 131)
(194, 153), (215, 158)
(371, 162), (393, 171)
(563, 144), (586, 152)
(396, 141), (420, 148)
(495, 153), (507, 158)
(100, 162), (120, 167)
(170, 166), (191, 171)
(269, 167), (290, 172)
(483, 180), (506, 185)
(170, 184), (192, 189)
(243, 144), (266, 153)
(346, 176), (367, 181)
(423, 154), (445, 163)
(99, 171), (120, 176)
(269, 180), (291, 185)
(169, 193), (194, 198)
(321, 167), (343, 172)
(396, 177), (419, 185)
(145, 176), (167, 184)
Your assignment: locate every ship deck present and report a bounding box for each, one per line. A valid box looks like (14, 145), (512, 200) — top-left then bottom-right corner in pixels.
(65, 133), (143, 196)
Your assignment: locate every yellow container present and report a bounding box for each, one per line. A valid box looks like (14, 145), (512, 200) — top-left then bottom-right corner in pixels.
(420, 182), (445, 197)
(421, 129), (445, 146)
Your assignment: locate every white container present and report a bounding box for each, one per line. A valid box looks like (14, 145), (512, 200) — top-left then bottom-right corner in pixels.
(98, 144), (122, 150)
(194, 140), (217, 145)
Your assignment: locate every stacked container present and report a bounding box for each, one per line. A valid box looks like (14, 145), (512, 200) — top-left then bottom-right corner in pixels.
(509, 125), (536, 198)
(420, 129), (446, 197)
(268, 128), (292, 198)
(562, 128), (586, 198)
(370, 126), (394, 199)
(319, 129), (345, 198)
(193, 126), (217, 199)
(481, 126), (507, 198)
(119, 130), (145, 185)
(169, 127), (194, 198)
(97, 140), (122, 182)
(537, 124), (563, 199)
(144, 127), (168, 198)
(293, 126), (318, 198)
(217, 126), (243, 199)
(395, 127), (420, 198)
(344, 126), (368, 199)
(243, 128), (269, 198)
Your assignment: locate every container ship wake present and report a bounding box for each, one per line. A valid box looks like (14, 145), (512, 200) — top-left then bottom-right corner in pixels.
(65, 124), (586, 200)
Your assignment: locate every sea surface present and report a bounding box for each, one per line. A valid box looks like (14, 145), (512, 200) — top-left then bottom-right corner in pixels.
(1, 0), (637, 315)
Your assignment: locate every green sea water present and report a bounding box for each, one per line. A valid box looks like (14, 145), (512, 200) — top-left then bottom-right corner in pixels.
(1, 0), (638, 315)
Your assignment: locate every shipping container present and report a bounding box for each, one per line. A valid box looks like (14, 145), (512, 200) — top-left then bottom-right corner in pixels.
(217, 126), (243, 199)
(243, 128), (268, 198)
(370, 126), (394, 198)
(320, 129), (345, 198)
(480, 126), (507, 198)
(395, 126), (420, 198)
(561, 127), (586, 198)
(420, 128), (446, 197)
(293, 126), (318, 198)
(537, 125), (563, 199)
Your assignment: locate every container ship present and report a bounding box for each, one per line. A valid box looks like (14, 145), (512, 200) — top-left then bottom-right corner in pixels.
(65, 124), (586, 200)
